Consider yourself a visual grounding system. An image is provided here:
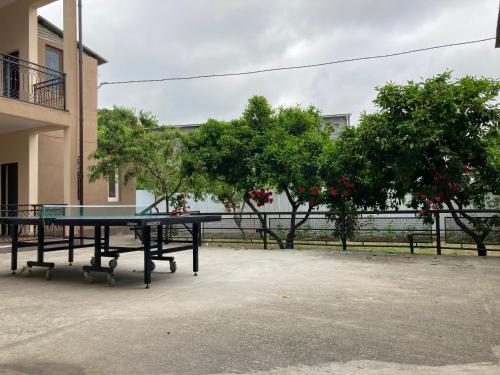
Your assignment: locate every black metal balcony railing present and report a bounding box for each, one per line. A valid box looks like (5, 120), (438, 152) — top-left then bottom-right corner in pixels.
(0, 52), (66, 111)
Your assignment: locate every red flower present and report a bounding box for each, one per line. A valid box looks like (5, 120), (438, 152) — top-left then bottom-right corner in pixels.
(310, 188), (319, 196)
(330, 187), (338, 196)
(418, 209), (427, 216)
(451, 183), (461, 190)
(338, 177), (346, 184)
(299, 186), (306, 193)
(431, 204), (439, 210)
(434, 195), (441, 202)
(463, 167), (473, 173)
(309, 201), (316, 207)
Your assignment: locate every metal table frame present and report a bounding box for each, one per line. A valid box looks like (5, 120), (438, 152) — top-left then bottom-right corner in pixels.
(1, 215), (220, 288)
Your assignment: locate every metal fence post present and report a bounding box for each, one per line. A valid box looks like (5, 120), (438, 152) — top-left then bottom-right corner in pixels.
(435, 211), (441, 255)
(263, 213), (268, 250)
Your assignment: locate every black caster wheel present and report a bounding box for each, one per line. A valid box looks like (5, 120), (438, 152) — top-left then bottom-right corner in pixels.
(21, 266), (32, 277)
(169, 261), (177, 273)
(90, 257), (96, 266)
(109, 258), (118, 269)
(150, 261), (156, 272)
(83, 271), (93, 283)
(107, 274), (116, 287)
(45, 269), (53, 281)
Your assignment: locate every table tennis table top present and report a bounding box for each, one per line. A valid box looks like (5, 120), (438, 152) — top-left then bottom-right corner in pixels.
(0, 205), (221, 226)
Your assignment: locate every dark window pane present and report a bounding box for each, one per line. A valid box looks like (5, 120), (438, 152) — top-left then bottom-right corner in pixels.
(46, 49), (61, 72)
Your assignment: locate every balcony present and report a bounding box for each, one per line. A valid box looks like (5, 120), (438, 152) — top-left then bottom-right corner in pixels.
(0, 52), (65, 111)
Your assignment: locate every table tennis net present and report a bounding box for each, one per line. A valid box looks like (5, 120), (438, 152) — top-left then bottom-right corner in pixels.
(40, 205), (154, 219)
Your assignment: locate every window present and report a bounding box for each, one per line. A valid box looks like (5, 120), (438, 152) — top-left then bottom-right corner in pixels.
(108, 173), (120, 202)
(3, 51), (19, 99)
(45, 46), (63, 72)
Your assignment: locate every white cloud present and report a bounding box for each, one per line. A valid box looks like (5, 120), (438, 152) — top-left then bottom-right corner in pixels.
(39, 0), (500, 125)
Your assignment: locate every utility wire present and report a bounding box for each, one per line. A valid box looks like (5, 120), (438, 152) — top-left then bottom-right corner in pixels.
(98, 37), (496, 88)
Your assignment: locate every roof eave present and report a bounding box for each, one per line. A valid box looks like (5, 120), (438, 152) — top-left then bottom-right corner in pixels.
(38, 16), (108, 65)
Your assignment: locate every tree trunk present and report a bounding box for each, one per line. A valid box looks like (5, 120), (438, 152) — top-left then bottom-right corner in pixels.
(445, 199), (489, 257)
(477, 241), (487, 256)
(244, 194), (285, 249)
(341, 214), (347, 250)
(286, 206), (313, 250)
(285, 209), (297, 249)
(233, 211), (247, 240)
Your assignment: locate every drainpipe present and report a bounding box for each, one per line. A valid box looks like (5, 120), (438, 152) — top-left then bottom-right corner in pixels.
(78, 0), (84, 243)
(78, 0), (84, 206)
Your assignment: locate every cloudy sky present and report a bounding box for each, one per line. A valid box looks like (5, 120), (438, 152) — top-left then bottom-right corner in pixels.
(39, 0), (499, 125)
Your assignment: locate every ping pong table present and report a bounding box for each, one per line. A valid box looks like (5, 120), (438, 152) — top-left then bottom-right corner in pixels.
(0, 205), (221, 288)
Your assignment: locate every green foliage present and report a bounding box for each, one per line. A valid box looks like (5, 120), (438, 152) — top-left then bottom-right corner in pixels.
(357, 73), (500, 253)
(89, 106), (188, 210)
(363, 73), (500, 209)
(320, 124), (392, 211)
(326, 206), (359, 250)
(184, 97), (329, 207)
(183, 96), (331, 248)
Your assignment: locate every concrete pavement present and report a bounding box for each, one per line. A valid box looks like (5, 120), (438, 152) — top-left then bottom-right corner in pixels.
(0, 244), (499, 374)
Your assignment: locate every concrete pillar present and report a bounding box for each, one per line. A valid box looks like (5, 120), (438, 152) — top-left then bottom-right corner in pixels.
(27, 5), (38, 64)
(28, 132), (39, 204)
(63, 0), (79, 205)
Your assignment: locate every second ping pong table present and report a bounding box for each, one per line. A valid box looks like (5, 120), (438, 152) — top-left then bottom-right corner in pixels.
(0, 205), (221, 288)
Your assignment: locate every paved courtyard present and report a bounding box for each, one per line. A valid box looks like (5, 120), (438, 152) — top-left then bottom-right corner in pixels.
(0, 244), (499, 374)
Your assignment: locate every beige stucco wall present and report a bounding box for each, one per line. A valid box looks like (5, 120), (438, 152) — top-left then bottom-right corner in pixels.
(0, 1), (32, 61)
(36, 37), (136, 206)
(0, 0), (135, 207)
(0, 131), (30, 204)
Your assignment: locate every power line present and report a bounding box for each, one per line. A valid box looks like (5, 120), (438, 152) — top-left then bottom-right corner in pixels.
(98, 37), (496, 88)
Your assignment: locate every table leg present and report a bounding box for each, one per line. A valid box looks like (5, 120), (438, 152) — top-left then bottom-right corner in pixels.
(68, 225), (74, 266)
(37, 223), (45, 264)
(193, 222), (199, 276)
(26, 223), (55, 276)
(157, 224), (163, 256)
(143, 225), (152, 288)
(94, 225), (102, 267)
(104, 225), (110, 252)
(11, 224), (18, 274)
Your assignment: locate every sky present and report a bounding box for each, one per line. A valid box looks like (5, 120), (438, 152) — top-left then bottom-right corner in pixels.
(39, 0), (500, 126)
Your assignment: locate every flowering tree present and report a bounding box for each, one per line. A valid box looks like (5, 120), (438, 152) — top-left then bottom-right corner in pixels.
(184, 96), (330, 248)
(356, 73), (500, 255)
(320, 126), (390, 249)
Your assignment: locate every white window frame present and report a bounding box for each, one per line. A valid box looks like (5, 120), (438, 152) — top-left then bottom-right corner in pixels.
(107, 173), (120, 202)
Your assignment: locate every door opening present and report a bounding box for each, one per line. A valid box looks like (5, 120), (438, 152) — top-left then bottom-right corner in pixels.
(0, 163), (18, 236)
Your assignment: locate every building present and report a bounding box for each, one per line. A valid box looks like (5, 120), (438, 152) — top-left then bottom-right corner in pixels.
(321, 113), (351, 138)
(0, 0), (135, 218)
(174, 113), (351, 138)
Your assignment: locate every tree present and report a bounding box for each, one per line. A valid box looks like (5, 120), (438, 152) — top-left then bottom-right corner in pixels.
(320, 126), (390, 249)
(89, 106), (187, 212)
(183, 96), (331, 249)
(356, 73), (499, 255)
